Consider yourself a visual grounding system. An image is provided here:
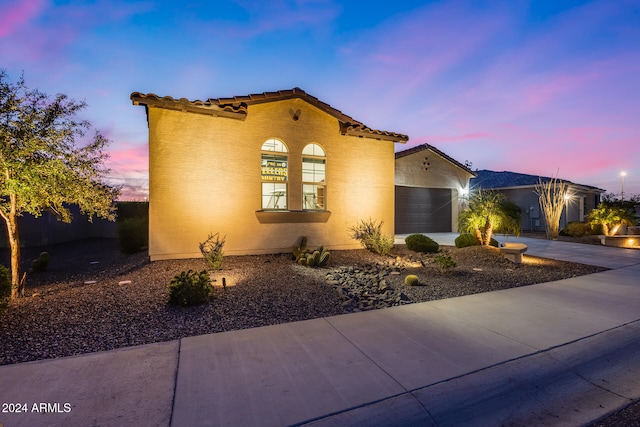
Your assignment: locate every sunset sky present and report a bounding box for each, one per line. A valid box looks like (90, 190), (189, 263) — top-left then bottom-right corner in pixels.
(2, 0), (639, 199)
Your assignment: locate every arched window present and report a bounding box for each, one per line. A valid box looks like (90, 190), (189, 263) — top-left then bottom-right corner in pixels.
(302, 143), (326, 210)
(261, 139), (288, 209)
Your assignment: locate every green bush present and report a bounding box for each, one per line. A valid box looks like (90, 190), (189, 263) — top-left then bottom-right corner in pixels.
(561, 222), (593, 237)
(455, 233), (477, 248)
(116, 201), (149, 219)
(348, 218), (394, 255)
(116, 202), (149, 254)
(434, 251), (457, 271)
(405, 234), (439, 253)
(168, 270), (213, 307)
(455, 233), (498, 248)
(588, 204), (636, 236)
(199, 232), (225, 270)
(404, 274), (420, 286)
(117, 217), (148, 254)
(30, 252), (50, 272)
(0, 264), (11, 311)
(590, 223), (603, 235)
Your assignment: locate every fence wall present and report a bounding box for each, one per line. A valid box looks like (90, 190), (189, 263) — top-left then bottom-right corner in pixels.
(0, 206), (117, 248)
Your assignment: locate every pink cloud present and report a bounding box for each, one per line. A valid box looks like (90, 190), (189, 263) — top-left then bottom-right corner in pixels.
(0, 0), (48, 37)
(106, 142), (148, 173)
(105, 142), (149, 201)
(519, 70), (601, 111)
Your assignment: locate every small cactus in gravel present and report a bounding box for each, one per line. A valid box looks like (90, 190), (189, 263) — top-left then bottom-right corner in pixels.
(292, 238), (330, 267)
(404, 274), (420, 286)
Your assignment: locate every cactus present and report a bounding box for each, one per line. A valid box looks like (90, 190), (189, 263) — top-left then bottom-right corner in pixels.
(319, 250), (330, 265)
(292, 236), (308, 260)
(404, 274), (420, 286)
(292, 245), (301, 260)
(292, 239), (330, 267)
(306, 253), (316, 267)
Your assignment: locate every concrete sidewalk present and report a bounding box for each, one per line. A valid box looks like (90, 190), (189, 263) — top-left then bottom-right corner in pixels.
(1, 237), (639, 426)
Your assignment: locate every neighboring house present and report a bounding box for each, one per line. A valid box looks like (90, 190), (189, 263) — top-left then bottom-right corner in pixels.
(131, 88), (408, 260)
(394, 144), (476, 233)
(471, 170), (606, 232)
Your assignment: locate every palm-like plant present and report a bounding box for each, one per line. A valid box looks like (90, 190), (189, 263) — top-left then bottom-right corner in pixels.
(458, 190), (522, 245)
(587, 204), (636, 236)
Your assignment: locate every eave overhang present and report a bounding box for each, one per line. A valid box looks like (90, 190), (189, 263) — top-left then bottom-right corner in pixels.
(131, 88), (409, 143)
(130, 92), (247, 120)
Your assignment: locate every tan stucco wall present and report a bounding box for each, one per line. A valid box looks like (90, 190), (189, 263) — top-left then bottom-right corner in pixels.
(148, 98), (397, 260)
(394, 149), (474, 231)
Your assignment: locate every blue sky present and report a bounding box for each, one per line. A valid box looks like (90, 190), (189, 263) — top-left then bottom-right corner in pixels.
(2, 0), (639, 199)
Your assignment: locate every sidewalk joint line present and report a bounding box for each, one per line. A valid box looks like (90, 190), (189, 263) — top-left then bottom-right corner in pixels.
(168, 338), (182, 427)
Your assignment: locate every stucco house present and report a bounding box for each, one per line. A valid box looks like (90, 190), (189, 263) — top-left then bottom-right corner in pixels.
(471, 170), (606, 232)
(394, 144), (476, 233)
(131, 88), (408, 260)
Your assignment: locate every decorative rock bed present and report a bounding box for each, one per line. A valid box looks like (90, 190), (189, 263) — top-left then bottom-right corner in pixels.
(325, 264), (411, 312)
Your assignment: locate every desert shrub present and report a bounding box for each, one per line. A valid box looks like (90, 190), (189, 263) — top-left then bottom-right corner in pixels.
(199, 232), (226, 270)
(348, 218), (394, 255)
(434, 251), (457, 271)
(404, 274), (420, 286)
(405, 234), (439, 253)
(116, 202), (149, 254)
(116, 201), (149, 218)
(30, 252), (50, 272)
(117, 217), (148, 254)
(0, 265), (10, 311)
(168, 270), (213, 307)
(561, 222), (592, 237)
(455, 233), (498, 248)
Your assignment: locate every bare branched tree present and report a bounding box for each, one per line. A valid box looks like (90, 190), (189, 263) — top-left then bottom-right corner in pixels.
(535, 174), (568, 240)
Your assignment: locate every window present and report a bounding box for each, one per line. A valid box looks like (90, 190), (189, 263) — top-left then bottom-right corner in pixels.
(302, 143), (326, 210)
(261, 139), (288, 209)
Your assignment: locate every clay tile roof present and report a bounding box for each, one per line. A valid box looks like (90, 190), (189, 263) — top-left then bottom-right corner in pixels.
(130, 92), (247, 119)
(131, 88), (408, 142)
(395, 143), (476, 176)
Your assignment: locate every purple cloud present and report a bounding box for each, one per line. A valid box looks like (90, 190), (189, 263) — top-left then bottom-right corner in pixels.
(0, 0), (48, 37)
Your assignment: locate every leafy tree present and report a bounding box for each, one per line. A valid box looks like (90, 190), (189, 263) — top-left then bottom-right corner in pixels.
(0, 70), (118, 299)
(601, 192), (640, 212)
(458, 190), (522, 246)
(587, 204), (636, 236)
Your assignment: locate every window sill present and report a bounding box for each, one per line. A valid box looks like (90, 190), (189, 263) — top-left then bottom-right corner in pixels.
(255, 210), (331, 224)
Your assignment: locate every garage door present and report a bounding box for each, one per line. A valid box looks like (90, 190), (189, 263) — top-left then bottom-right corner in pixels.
(395, 186), (452, 234)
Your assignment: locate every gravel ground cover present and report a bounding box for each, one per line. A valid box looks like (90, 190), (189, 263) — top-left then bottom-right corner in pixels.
(0, 238), (607, 366)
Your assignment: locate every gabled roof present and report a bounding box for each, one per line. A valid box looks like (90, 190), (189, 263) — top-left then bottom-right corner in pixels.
(131, 87), (408, 143)
(472, 170), (606, 193)
(395, 143), (476, 176)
